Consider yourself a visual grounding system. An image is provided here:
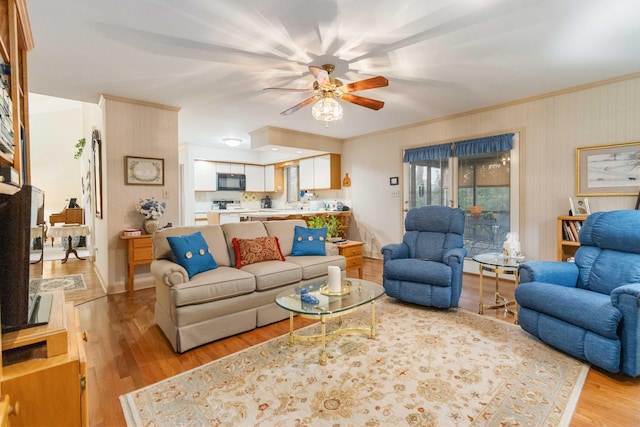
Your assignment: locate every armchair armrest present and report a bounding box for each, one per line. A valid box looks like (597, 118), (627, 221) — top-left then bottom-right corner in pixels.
(443, 247), (467, 266)
(518, 261), (579, 287)
(381, 243), (409, 264)
(150, 259), (189, 286)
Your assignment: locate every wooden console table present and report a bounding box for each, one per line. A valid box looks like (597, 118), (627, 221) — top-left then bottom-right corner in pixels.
(336, 240), (364, 278)
(120, 234), (153, 293)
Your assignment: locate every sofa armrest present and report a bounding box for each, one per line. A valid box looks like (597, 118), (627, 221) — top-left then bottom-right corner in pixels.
(611, 283), (640, 377)
(518, 261), (579, 287)
(325, 242), (339, 256)
(381, 243), (409, 263)
(150, 259), (189, 286)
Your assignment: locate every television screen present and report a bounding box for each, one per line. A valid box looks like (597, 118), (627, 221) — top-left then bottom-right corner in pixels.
(0, 185), (51, 333)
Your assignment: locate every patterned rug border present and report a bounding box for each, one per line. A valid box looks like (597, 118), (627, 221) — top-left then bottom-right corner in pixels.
(120, 297), (589, 427)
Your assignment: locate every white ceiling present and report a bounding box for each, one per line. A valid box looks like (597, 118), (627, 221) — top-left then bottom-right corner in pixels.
(26, 0), (640, 151)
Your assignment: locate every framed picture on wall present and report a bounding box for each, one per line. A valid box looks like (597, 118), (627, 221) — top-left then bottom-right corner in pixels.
(125, 156), (165, 185)
(576, 142), (640, 196)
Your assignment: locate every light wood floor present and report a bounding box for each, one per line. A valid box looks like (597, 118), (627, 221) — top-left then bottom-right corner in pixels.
(43, 257), (639, 427)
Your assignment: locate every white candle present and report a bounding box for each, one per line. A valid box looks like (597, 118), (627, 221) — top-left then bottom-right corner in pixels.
(328, 266), (341, 293)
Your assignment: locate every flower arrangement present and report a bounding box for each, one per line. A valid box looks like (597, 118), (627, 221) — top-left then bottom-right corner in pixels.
(136, 197), (166, 220)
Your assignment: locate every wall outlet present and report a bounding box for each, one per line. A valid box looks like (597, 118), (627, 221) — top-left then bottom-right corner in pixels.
(390, 189), (400, 198)
(163, 189), (170, 198)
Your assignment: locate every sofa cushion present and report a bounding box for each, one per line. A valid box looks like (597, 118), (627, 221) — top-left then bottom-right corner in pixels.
(239, 260), (302, 291)
(383, 258), (452, 287)
(232, 236), (285, 268)
(285, 255), (347, 280)
(291, 226), (327, 256)
(515, 282), (622, 339)
(167, 231), (217, 279)
(171, 266), (256, 307)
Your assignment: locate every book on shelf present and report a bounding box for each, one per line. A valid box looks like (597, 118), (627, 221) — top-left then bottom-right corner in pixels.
(562, 221), (574, 241)
(568, 221), (579, 242)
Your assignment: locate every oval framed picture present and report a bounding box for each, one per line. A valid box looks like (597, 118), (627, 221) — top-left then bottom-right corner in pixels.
(125, 156), (164, 185)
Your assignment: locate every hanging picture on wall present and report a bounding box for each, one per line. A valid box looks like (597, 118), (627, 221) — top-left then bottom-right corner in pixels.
(92, 129), (103, 219)
(125, 156), (165, 185)
(576, 141), (640, 196)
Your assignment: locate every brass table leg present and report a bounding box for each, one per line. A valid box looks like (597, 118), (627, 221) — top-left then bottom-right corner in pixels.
(320, 315), (327, 366)
(288, 312), (294, 346)
(478, 265), (484, 314)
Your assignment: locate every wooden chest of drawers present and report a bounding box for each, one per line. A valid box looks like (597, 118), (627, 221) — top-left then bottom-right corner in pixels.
(336, 240), (364, 278)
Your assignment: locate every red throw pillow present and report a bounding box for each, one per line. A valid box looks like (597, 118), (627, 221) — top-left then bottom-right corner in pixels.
(232, 236), (285, 268)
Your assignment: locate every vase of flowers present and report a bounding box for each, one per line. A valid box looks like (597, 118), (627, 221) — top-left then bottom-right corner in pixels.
(136, 197), (166, 234)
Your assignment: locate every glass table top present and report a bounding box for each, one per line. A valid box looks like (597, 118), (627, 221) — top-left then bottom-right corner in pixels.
(472, 252), (525, 268)
(275, 279), (385, 316)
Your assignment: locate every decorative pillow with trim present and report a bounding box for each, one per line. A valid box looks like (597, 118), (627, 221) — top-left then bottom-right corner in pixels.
(291, 226), (327, 256)
(232, 236), (285, 268)
(167, 231), (217, 279)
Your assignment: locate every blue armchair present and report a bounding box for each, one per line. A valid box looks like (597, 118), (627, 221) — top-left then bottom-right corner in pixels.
(515, 210), (640, 376)
(381, 206), (467, 308)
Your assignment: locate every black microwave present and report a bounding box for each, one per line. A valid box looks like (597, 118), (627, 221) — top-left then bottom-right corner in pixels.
(217, 173), (246, 191)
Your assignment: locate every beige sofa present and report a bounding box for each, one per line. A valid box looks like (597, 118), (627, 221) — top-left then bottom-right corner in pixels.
(150, 219), (346, 352)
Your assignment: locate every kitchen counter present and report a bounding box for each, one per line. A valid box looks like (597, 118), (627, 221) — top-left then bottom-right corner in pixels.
(205, 209), (349, 225)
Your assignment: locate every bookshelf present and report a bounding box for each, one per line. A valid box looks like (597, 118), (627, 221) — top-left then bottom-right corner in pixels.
(557, 215), (587, 261)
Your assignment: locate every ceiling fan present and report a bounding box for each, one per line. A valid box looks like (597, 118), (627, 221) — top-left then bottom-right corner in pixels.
(264, 64), (389, 119)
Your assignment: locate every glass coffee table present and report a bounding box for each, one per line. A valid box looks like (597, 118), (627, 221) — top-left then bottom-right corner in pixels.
(275, 279), (385, 365)
(473, 252), (525, 324)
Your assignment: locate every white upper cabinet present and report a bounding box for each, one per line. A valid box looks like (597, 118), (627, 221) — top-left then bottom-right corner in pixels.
(299, 154), (341, 190)
(245, 164), (265, 192)
(194, 160), (216, 191)
(264, 165), (275, 192)
(215, 163), (245, 174)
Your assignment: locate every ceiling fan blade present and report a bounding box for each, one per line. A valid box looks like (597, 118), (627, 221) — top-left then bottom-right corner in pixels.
(309, 65), (330, 87)
(339, 76), (389, 93)
(340, 94), (385, 110)
(280, 96), (318, 116)
(263, 87), (313, 92)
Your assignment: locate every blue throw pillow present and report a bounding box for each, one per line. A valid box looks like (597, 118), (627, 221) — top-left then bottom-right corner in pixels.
(291, 226), (327, 256)
(167, 231), (217, 279)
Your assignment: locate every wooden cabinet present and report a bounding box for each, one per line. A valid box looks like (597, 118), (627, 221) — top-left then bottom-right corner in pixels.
(299, 154), (341, 190)
(557, 215), (587, 261)
(336, 240), (364, 278)
(0, 0), (33, 191)
(194, 160), (216, 191)
(1, 294), (88, 426)
(120, 234), (153, 293)
(244, 164), (264, 192)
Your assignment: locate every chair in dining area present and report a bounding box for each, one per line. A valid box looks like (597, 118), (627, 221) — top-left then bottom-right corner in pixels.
(381, 205), (467, 308)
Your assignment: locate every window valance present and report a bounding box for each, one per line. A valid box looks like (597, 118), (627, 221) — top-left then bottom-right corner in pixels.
(403, 133), (514, 162)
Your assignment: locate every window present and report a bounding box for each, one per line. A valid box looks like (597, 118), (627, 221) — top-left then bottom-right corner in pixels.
(285, 165), (299, 203)
(405, 133), (517, 259)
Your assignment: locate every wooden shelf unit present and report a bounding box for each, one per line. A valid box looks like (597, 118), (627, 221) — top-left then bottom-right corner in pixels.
(0, 0), (33, 185)
(557, 215), (587, 261)
(1, 292), (88, 426)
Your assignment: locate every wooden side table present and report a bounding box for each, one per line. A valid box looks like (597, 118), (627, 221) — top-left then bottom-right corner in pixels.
(120, 234), (153, 293)
(336, 240), (364, 278)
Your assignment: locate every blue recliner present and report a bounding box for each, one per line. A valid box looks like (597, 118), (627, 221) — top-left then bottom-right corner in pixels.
(515, 210), (640, 377)
(381, 206), (467, 308)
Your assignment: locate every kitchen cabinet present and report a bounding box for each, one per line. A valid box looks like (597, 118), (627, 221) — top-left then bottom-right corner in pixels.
(264, 164), (284, 192)
(194, 160), (216, 191)
(299, 154), (341, 190)
(0, 0), (33, 192)
(215, 162), (244, 174)
(244, 164), (265, 192)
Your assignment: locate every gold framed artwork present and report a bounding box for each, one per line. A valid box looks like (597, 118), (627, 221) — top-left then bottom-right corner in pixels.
(576, 142), (640, 196)
(125, 156), (164, 185)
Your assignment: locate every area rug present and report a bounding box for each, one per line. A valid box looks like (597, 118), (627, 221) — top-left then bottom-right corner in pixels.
(29, 274), (87, 293)
(120, 298), (588, 427)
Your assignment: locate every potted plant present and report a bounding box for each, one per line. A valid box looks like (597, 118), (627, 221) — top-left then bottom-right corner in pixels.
(306, 214), (342, 239)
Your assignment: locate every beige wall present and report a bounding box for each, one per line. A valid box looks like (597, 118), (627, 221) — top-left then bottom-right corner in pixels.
(342, 74), (640, 261)
(100, 95), (179, 293)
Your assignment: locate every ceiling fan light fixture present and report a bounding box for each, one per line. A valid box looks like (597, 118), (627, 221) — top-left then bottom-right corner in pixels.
(311, 96), (343, 122)
(223, 137), (242, 147)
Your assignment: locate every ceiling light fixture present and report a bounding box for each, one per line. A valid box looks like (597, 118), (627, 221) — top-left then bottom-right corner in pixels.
(311, 93), (343, 122)
(223, 138), (242, 147)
